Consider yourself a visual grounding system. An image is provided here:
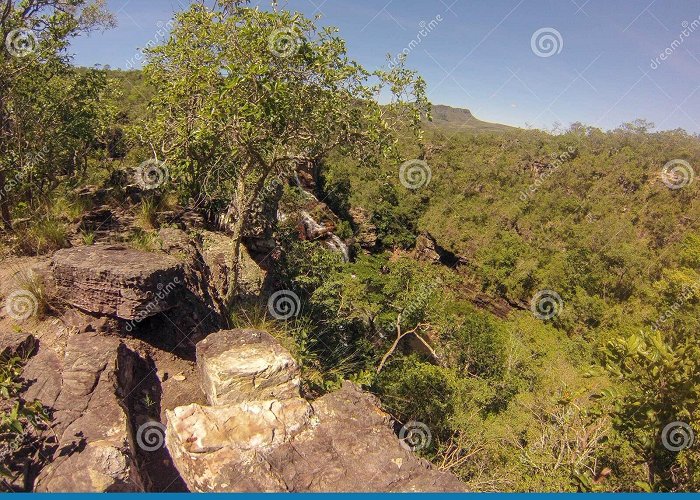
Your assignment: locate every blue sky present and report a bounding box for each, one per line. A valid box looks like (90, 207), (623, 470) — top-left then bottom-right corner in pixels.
(71, 0), (700, 133)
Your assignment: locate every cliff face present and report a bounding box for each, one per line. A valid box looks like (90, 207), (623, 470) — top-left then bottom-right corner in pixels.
(1, 234), (466, 492)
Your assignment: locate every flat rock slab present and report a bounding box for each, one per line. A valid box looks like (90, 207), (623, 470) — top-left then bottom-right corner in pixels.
(197, 329), (300, 406)
(32, 333), (140, 492)
(52, 245), (184, 321)
(267, 382), (466, 492)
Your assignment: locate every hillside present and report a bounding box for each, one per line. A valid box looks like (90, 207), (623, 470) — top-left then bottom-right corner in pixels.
(426, 104), (516, 132)
(1, 0), (699, 494)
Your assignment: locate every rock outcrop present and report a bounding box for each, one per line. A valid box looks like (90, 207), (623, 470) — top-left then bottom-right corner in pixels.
(5, 234), (466, 493)
(199, 231), (267, 303)
(412, 231), (467, 267)
(166, 397), (312, 492)
(31, 333), (141, 492)
(165, 328), (466, 492)
(349, 206), (378, 251)
(52, 245), (184, 321)
(268, 382), (466, 492)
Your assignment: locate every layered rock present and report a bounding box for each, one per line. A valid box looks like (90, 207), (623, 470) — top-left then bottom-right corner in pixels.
(166, 398), (312, 492)
(166, 328), (466, 492)
(268, 382), (466, 492)
(52, 245), (184, 321)
(197, 329), (300, 406)
(31, 333), (141, 492)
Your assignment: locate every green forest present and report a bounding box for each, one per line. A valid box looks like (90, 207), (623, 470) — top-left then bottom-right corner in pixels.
(1, 0), (699, 493)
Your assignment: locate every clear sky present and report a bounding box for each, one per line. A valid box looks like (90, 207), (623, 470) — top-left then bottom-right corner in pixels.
(71, 0), (700, 133)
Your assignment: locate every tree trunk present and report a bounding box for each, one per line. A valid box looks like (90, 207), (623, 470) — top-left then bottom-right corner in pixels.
(223, 177), (247, 309)
(0, 79), (12, 232)
(0, 171), (11, 232)
(224, 215), (244, 309)
(647, 457), (655, 487)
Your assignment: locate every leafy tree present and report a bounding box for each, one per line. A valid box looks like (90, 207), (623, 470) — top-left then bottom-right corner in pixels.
(142, 1), (428, 306)
(600, 330), (700, 490)
(0, 0), (114, 230)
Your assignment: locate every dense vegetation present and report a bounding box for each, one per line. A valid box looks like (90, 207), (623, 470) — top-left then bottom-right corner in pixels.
(1, 0), (699, 492)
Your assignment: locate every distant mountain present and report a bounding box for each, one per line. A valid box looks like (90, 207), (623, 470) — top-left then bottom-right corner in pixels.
(426, 105), (516, 132)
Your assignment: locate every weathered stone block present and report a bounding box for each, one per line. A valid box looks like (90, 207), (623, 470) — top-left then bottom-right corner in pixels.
(52, 245), (184, 321)
(165, 398), (312, 492)
(196, 329), (300, 406)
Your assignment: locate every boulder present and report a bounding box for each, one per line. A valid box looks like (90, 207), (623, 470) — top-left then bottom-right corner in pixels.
(165, 398), (312, 492)
(200, 231), (267, 302)
(33, 333), (141, 492)
(197, 329), (300, 406)
(414, 232), (442, 263)
(52, 245), (184, 321)
(78, 206), (116, 233)
(412, 232), (466, 267)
